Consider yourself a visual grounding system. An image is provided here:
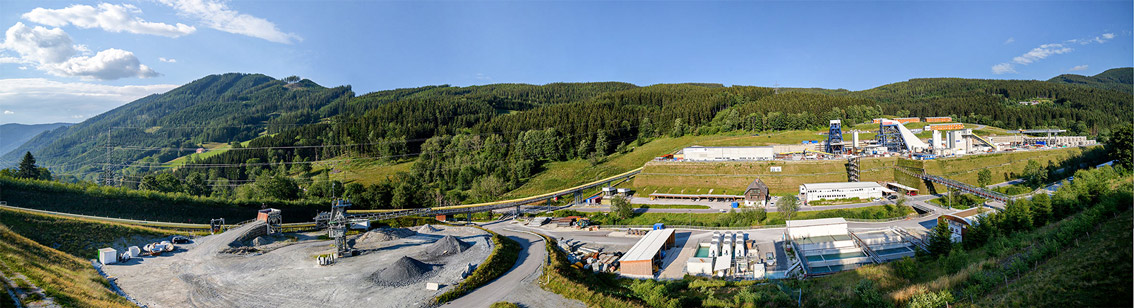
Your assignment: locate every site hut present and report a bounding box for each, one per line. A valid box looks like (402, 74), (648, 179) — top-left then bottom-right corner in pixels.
(744, 179), (770, 207)
(785, 218), (873, 276)
(939, 207), (996, 242)
(616, 188), (633, 198)
(924, 116), (952, 123)
(618, 228), (677, 278)
(798, 182), (889, 205)
(681, 145), (775, 161)
(98, 248), (118, 265)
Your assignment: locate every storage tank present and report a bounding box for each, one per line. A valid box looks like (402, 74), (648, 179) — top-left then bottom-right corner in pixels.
(853, 131), (860, 148)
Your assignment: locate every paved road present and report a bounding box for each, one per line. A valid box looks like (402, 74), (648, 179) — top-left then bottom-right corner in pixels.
(442, 221), (583, 308)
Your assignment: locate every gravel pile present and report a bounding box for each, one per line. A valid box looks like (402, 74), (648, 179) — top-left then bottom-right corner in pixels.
(252, 236), (273, 246)
(422, 235), (471, 259)
(370, 256), (434, 287)
(418, 224), (440, 233)
(357, 228), (416, 244)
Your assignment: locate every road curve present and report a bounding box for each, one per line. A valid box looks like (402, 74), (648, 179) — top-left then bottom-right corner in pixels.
(441, 221), (579, 308)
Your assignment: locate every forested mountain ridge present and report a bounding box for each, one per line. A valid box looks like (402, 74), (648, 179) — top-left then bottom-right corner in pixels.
(1047, 67), (1133, 93)
(0, 73), (354, 179)
(0, 123), (72, 157)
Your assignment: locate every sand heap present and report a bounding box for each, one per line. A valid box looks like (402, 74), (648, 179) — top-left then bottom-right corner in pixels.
(370, 256), (434, 287)
(422, 235), (471, 259)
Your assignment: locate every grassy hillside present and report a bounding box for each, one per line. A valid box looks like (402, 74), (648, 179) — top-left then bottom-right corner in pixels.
(0, 225), (133, 307)
(899, 146), (1106, 193)
(0, 207), (183, 258)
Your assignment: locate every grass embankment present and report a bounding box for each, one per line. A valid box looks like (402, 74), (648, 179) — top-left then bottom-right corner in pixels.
(926, 194), (984, 210)
(0, 225), (133, 308)
(0, 207), (186, 259)
(807, 197), (865, 206)
(558, 204), (914, 227)
(489, 302), (520, 308)
(0, 176), (322, 223)
(634, 157), (897, 195)
(432, 227), (521, 304)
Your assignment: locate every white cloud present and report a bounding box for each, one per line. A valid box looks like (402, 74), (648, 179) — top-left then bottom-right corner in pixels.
(158, 0), (300, 44)
(1069, 65), (1089, 71)
(3, 110), (13, 115)
(158, 57), (176, 63)
(1, 23), (159, 80)
(0, 22), (76, 64)
(1004, 37), (1014, 44)
(992, 63), (1017, 74)
(0, 78), (177, 124)
(1012, 43), (1072, 64)
(48, 48), (159, 80)
(1102, 33), (1115, 40)
(22, 3), (195, 38)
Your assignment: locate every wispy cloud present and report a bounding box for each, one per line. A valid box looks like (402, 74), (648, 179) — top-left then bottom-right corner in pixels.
(1069, 65), (1088, 71)
(991, 63), (1017, 74)
(159, 57), (177, 63)
(991, 32), (1116, 74)
(1003, 37), (1014, 44)
(158, 0), (300, 44)
(0, 78), (176, 124)
(22, 3), (195, 38)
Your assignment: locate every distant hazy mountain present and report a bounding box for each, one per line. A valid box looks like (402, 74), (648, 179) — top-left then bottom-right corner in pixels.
(1048, 67), (1133, 93)
(0, 123), (72, 158)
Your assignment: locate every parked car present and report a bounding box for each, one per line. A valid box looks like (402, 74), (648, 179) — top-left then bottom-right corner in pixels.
(765, 252), (776, 266)
(171, 236), (191, 244)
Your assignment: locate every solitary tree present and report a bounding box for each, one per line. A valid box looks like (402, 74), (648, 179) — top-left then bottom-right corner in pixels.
(610, 196), (634, 220)
(926, 221), (954, 257)
(16, 152), (39, 179)
(779, 195), (800, 221)
(977, 168), (992, 188)
(1108, 123), (1133, 170)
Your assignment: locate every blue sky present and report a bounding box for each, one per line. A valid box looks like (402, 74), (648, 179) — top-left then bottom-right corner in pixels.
(0, 0), (1130, 124)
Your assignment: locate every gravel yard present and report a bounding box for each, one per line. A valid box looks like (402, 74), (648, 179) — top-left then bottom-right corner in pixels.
(103, 223), (491, 308)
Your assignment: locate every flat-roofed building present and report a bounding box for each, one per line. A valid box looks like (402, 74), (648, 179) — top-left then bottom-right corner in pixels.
(925, 123), (964, 131)
(619, 228), (677, 278)
(682, 146), (775, 161)
(894, 117), (921, 123)
(786, 218), (848, 239)
(799, 182), (888, 203)
(924, 117), (952, 123)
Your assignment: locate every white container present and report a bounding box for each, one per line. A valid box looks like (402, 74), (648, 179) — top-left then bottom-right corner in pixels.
(426, 283), (440, 291)
(127, 246), (141, 256)
(98, 248), (117, 265)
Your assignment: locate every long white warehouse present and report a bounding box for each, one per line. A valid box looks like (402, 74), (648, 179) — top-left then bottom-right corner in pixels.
(681, 146), (775, 161)
(799, 182), (888, 203)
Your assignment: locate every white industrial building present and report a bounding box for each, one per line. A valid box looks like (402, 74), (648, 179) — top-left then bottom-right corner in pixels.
(681, 146), (775, 161)
(798, 182), (888, 203)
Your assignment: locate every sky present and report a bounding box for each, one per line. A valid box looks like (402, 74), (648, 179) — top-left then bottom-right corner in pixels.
(0, 0), (1130, 124)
